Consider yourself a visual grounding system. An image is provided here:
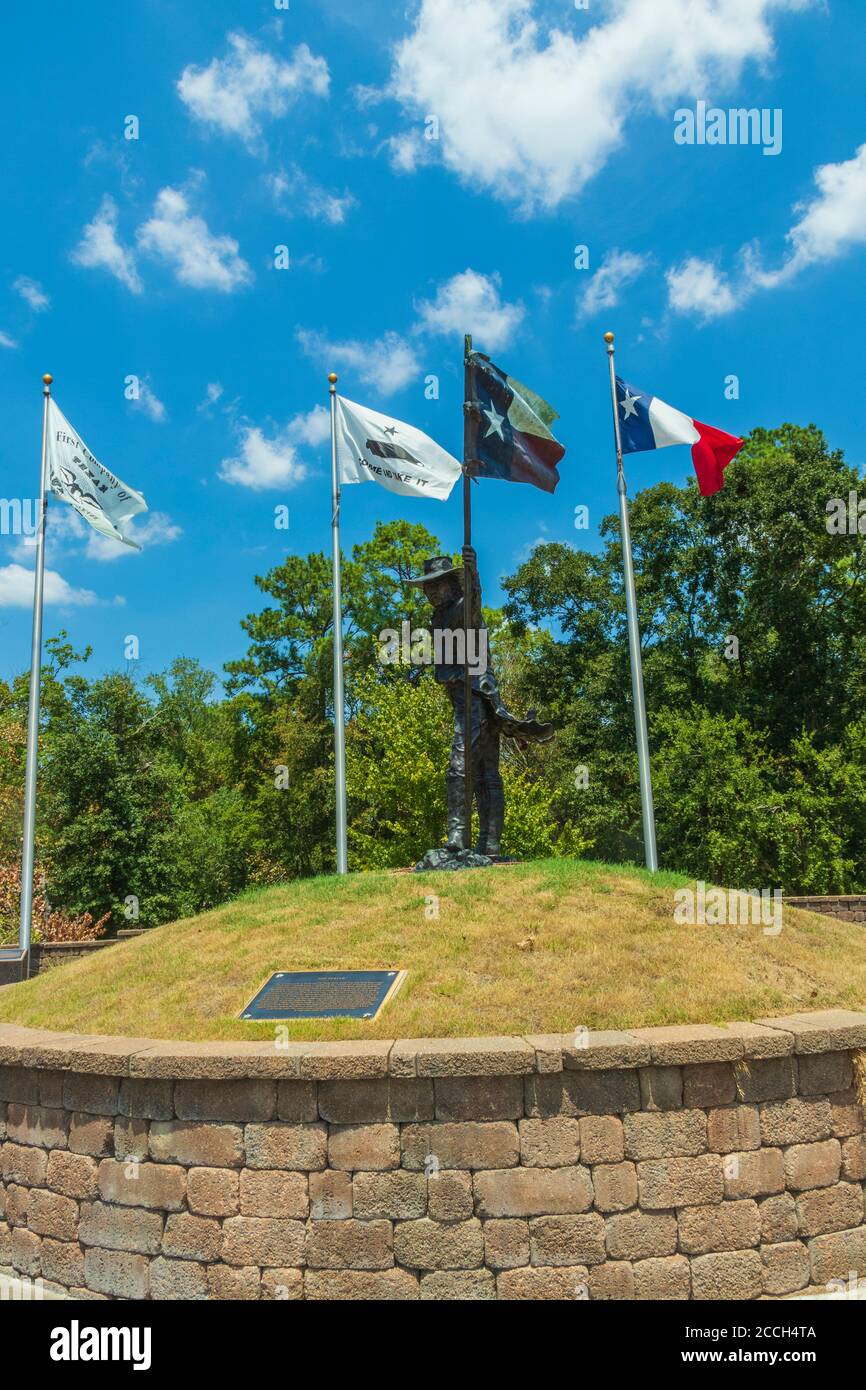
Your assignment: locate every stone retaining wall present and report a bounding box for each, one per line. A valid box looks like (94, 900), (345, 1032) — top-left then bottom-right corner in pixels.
(1, 1013), (865, 1301)
(786, 896), (866, 923)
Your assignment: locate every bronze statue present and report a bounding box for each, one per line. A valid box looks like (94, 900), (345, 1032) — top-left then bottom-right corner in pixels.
(409, 545), (553, 870)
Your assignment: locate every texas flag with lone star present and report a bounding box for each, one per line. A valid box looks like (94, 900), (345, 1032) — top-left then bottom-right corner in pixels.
(466, 353), (565, 494)
(616, 376), (744, 497)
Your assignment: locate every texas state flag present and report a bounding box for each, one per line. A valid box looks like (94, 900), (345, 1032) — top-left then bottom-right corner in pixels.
(616, 376), (744, 497)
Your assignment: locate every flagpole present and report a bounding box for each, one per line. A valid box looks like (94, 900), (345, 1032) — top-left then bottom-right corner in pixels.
(329, 372), (348, 875)
(18, 373), (53, 970)
(604, 333), (659, 872)
(462, 334), (475, 849)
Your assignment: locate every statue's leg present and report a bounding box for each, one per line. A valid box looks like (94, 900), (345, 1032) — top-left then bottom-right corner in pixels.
(445, 690), (467, 850)
(476, 724), (504, 858)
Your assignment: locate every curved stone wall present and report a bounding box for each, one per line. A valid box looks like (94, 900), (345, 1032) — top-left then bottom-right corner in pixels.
(0, 1013), (864, 1300)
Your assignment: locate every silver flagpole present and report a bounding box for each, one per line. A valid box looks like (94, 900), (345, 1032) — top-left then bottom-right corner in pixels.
(328, 371), (348, 874)
(604, 333), (658, 872)
(19, 373), (54, 970)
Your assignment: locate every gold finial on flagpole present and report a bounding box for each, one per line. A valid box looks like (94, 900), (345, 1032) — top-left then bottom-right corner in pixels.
(42, 373), (53, 389)
(604, 332), (614, 345)
(328, 372), (338, 391)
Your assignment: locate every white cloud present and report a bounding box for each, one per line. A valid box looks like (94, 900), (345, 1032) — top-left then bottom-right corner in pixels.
(71, 196), (143, 294)
(0, 330), (17, 349)
(129, 378), (166, 423)
(578, 250), (648, 318)
(667, 141), (866, 319)
(219, 422), (311, 492)
(217, 406), (332, 490)
(297, 327), (420, 396)
(85, 511), (182, 562)
(267, 166), (357, 225)
(13, 276), (50, 311)
(0, 563), (96, 608)
(666, 255), (739, 319)
(197, 381), (224, 412)
(415, 269), (524, 351)
(288, 404), (331, 446)
(177, 32), (329, 145)
(137, 186), (252, 293)
(386, 0), (811, 211)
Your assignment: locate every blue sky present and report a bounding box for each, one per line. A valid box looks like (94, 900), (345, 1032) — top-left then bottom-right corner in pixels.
(1, 0), (864, 686)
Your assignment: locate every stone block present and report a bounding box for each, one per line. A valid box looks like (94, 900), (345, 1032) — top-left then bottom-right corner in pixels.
(682, 1063), (736, 1109)
(239, 1169), (309, 1219)
(316, 1079), (432, 1125)
(473, 1166), (593, 1218)
(529, 1213), (606, 1267)
(353, 1172), (427, 1220)
(496, 1265), (588, 1299)
(84, 1248), (149, 1299)
(305, 1218), (393, 1271)
(433, 1076), (524, 1121)
(633, 1254), (690, 1300)
(690, 1249), (763, 1300)
(733, 1057), (796, 1103)
(79, 1200), (163, 1255)
(783, 1140), (841, 1191)
(426, 1170), (472, 1222)
(678, 1199), (760, 1254)
(148, 1112), (241, 1167)
(706, 1105), (761, 1153)
(638, 1067), (683, 1111)
(518, 1118), (581, 1168)
(483, 1218), (529, 1269)
(173, 1080), (275, 1123)
(149, 1256), (209, 1300)
(26, 1190), (79, 1241)
(162, 1212), (223, 1262)
(760, 1241), (810, 1296)
(244, 1123), (327, 1171)
(187, 1167), (239, 1217)
(724, 1148), (785, 1200)
(98, 1157), (186, 1211)
(605, 1211), (678, 1261)
(309, 1170), (352, 1220)
(328, 1124), (400, 1172)
(578, 1116), (624, 1165)
(623, 1110), (707, 1160)
(393, 1217), (484, 1270)
(638, 1155), (724, 1209)
(401, 1121), (518, 1171)
(222, 1216), (305, 1268)
(591, 1162), (638, 1214)
(795, 1182), (863, 1237)
(420, 1269), (496, 1299)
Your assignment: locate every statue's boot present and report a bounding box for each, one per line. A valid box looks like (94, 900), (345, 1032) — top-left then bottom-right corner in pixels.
(476, 777), (504, 858)
(445, 774), (467, 851)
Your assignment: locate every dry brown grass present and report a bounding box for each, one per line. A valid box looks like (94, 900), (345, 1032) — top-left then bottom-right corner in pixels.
(1, 858), (864, 1042)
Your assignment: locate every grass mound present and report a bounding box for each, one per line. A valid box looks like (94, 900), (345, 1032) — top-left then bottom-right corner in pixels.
(1, 858), (864, 1042)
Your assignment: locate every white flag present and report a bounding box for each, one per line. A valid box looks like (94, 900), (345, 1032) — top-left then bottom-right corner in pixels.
(47, 399), (148, 549)
(336, 396), (461, 501)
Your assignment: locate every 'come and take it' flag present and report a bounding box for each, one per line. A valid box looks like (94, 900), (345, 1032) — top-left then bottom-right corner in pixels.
(336, 396), (461, 501)
(465, 353), (566, 495)
(615, 377), (743, 497)
(47, 399), (148, 548)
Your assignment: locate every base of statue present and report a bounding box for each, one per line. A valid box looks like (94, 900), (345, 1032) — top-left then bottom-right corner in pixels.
(414, 847), (499, 872)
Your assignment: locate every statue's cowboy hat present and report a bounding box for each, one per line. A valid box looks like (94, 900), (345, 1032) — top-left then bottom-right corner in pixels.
(406, 555), (463, 586)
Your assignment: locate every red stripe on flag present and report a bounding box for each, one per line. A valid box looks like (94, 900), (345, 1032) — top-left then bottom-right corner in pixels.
(691, 421), (744, 497)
